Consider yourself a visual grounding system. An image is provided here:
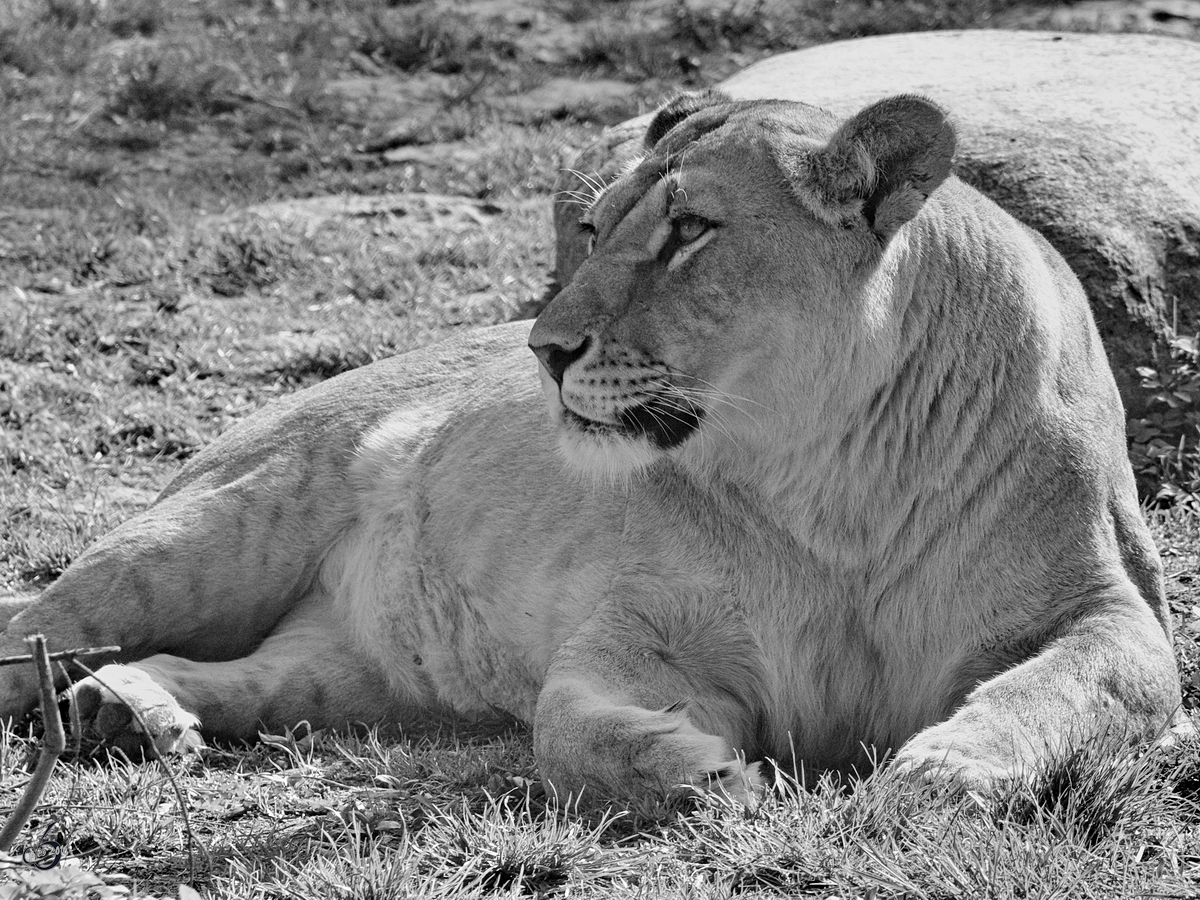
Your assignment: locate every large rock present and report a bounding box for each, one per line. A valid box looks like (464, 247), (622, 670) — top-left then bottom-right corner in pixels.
(551, 31), (1200, 412)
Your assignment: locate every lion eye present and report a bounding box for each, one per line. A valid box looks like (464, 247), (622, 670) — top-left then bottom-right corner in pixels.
(674, 215), (709, 244)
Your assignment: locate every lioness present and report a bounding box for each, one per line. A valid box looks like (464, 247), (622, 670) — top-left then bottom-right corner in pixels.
(0, 91), (1188, 802)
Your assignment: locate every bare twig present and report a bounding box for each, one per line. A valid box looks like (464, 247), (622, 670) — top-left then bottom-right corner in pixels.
(0, 646), (120, 668)
(71, 660), (205, 884)
(0, 635), (65, 853)
(58, 662), (82, 759)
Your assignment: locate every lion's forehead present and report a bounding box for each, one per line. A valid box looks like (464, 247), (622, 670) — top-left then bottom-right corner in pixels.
(595, 138), (795, 239)
(593, 167), (719, 245)
(593, 168), (672, 234)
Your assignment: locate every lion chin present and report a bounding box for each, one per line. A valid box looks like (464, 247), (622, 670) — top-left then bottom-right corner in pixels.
(551, 403), (663, 485)
(539, 364), (694, 483)
(556, 423), (660, 484)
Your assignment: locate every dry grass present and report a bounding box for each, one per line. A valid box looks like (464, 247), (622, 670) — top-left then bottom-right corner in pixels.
(1, 0), (1198, 896)
(3, 724), (1197, 897)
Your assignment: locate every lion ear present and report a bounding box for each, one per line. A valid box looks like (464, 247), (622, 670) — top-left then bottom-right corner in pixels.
(644, 89), (734, 149)
(786, 94), (956, 239)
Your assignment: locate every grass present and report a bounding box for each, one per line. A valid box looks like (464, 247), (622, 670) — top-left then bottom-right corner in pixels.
(0, 0), (1198, 896)
(357, 6), (519, 75)
(2, 726), (1197, 897)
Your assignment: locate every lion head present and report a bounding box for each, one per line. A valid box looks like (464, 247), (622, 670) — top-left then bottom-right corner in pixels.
(528, 91), (955, 482)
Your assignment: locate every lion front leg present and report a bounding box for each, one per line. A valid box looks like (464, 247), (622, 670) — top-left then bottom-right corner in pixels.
(532, 606), (768, 805)
(894, 599), (1186, 788)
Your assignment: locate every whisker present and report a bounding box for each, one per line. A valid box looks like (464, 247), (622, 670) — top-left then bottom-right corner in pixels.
(655, 380), (766, 437)
(676, 373), (777, 415)
(561, 168), (609, 201)
(642, 363), (776, 416)
(640, 401), (718, 455)
(554, 188), (601, 206)
(651, 391), (739, 446)
(565, 167), (606, 190)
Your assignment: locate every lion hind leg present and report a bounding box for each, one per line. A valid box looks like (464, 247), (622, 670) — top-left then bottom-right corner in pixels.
(0, 593), (35, 631)
(66, 590), (421, 755)
(2, 446), (360, 727)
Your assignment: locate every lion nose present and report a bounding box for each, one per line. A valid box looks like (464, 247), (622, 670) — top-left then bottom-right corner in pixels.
(530, 336), (590, 386)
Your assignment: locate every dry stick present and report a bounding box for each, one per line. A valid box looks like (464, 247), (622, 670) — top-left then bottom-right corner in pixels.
(0, 643), (119, 844)
(0, 646), (121, 668)
(0, 635), (65, 853)
(71, 660), (204, 885)
(58, 663), (82, 759)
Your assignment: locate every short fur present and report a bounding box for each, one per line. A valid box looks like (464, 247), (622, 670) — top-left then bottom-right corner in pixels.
(0, 94), (1189, 802)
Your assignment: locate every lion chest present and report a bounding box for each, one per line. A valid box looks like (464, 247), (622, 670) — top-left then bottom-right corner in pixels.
(334, 409), (630, 722)
(730, 552), (989, 768)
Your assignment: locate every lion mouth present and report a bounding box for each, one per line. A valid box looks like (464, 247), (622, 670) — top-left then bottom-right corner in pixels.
(562, 407), (621, 434)
(563, 396), (703, 450)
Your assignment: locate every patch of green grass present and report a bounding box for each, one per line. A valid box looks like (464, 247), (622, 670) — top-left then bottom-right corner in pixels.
(0, 473), (121, 589)
(0, 16), (102, 77)
(357, 6), (518, 74)
(1130, 334), (1200, 513)
(997, 736), (1169, 849)
(574, 20), (683, 80)
(8, 720), (1193, 898)
(90, 405), (202, 462)
(0, 25), (47, 76)
(35, 0), (168, 38)
(413, 800), (644, 896)
(672, 0), (780, 54)
(103, 44), (241, 124)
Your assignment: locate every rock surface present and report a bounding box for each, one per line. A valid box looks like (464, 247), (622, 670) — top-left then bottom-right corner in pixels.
(552, 30), (1200, 411)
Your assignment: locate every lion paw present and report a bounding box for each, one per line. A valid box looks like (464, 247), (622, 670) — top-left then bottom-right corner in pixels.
(701, 758), (765, 805)
(66, 664), (201, 758)
(620, 708), (764, 804)
(536, 697), (764, 806)
(891, 727), (1016, 791)
(1161, 710), (1198, 746)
